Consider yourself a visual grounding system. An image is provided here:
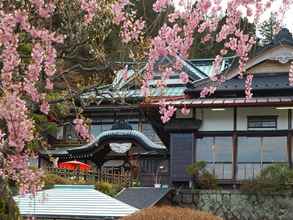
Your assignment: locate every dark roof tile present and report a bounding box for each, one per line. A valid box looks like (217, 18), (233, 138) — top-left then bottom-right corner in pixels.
(116, 187), (172, 209)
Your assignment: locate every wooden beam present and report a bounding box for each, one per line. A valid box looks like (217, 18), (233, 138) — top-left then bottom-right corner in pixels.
(232, 107), (238, 181)
(288, 109), (292, 168)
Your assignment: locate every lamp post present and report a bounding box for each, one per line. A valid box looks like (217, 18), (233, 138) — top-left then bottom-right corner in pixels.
(154, 165), (164, 188)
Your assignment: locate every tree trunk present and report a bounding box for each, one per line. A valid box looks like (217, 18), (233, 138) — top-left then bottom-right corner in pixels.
(0, 177), (21, 220)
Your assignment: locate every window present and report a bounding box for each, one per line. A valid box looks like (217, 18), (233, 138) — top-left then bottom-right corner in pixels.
(196, 136), (233, 179)
(64, 124), (78, 140)
(237, 136), (287, 180)
(247, 116), (277, 129)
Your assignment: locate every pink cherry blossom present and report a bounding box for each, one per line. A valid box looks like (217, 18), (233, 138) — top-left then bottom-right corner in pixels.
(0, 0), (93, 196)
(46, 78), (54, 90)
(112, 0), (145, 43)
(0, 92), (34, 152)
(0, 152), (44, 195)
(153, 0), (172, 12)
(181, 106), (191, 115)
(179, 72), (189, 84)
(30, 0), (55, 18)
(159, 100), (177, 124)
(289, 61), (293, 86)
(245, 73), (254, 99)
(73, 118), (90, 140)
(0, 130), (5, 146)
(200, 86), (217, 98)
(40, 99), (50, 115)
(122, 65), (129, 80)
(79, 0), (98, 24)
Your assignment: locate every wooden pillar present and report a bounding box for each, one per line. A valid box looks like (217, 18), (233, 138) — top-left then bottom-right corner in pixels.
(232, 107), (238, 181)
(288, 109), (292, 168)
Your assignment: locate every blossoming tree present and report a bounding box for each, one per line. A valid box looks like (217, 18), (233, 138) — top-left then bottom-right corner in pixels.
(0, 0), (114, 217)
(112, 0), (293, 122)
(0, 0), (293, 217)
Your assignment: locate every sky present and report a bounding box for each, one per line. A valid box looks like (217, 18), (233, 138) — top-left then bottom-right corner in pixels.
(173, 0), (293, 33)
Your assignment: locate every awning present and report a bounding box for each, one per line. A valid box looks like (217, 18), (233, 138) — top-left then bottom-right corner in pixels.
(141, 96), (293, 108)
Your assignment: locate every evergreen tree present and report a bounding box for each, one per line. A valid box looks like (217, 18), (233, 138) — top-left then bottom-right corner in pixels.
(259, 14), (277, 45)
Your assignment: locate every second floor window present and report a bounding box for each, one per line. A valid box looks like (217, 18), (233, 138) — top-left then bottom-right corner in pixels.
(247, 116), (277, 129)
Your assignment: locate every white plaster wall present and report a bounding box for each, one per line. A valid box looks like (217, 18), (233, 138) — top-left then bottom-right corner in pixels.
(237, 107), (288, 130)
(197, 108), (234, 131)
(196, 107), (288, 131)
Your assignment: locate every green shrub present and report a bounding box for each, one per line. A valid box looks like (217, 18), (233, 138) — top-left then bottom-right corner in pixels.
(241, 164), (293, 193)
(186, 161), (218, 189)
(186, 161), (207, 177)
(95, 182), (121, 196)
(131, 180), (141, 187)
(43, 173), (73, 189)
(198, 171), (218, 190)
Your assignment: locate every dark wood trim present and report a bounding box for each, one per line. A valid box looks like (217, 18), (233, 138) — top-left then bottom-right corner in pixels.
(164, 119), (202, 131)
(194, 130), (290, 137)
(232, 107), (237, 181)
(288, 109), (292, 168)
(233, 107), (237, 131)
(192, 133), (196, 164)
(289, 109), (292, 129)
(141, 101), (293, 109)
(232, 133), (238, 180)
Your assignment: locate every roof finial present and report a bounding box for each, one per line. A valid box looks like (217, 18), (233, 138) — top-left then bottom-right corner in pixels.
(273, 28), (293, 44)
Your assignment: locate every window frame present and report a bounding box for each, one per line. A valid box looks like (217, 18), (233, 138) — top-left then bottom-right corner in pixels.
(247, 115), (278, 129)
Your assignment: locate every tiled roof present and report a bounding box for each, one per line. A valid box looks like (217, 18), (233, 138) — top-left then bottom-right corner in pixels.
(80, 86), (186, 100)
(14, 185), (138, 219)
(41, 129), (166, 158)
(70, 129), (166, 154)
(116, 187), (172, 209)
(189, 57), (234, 77)
(189, 73), (292, 92)
(80, 56), (233, 102)
(145, 96), (293, 108)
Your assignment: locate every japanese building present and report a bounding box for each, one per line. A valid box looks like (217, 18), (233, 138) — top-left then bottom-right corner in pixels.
(42, 28), (293, 187)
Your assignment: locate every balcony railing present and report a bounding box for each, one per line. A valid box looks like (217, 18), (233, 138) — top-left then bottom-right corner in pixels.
(204, 162), (287, 180)
(46, 167), (133, 186)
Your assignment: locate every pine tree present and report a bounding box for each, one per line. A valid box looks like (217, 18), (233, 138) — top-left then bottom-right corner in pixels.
(259, 14), (277, 45)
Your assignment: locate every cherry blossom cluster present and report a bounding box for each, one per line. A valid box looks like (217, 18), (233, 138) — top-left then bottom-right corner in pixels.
(200, 86), (217, 98)
(73, 118), (90, 140)
(0, 153), (44, 195)
(159, 100), (177, 124)
(112, 0), (145, 43)
(79, 0), (98, 24)
(0, 0), (97, 195)
(245, 73), (254, 99)
(112, 0), (290, 123)
(30, 0), (55, 18)
(181, 105), (191, 116)
(289, 61), (293, 86)
(153, 0), (173, 12)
